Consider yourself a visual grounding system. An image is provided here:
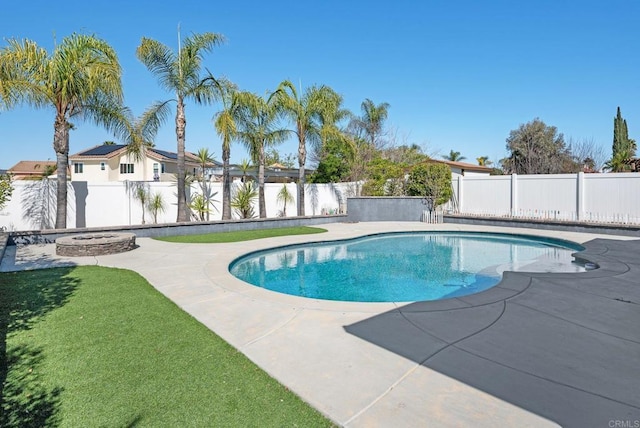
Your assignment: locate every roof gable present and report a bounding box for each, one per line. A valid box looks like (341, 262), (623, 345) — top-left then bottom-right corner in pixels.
(428, 159), (493, 173)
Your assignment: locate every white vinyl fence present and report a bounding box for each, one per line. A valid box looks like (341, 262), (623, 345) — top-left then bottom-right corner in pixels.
(450, 172), (640, 225)
(3, 173), (640, 231)
(0, 180), (356, 231)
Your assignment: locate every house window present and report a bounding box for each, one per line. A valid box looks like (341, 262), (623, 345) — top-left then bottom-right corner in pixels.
(153, 163), (160, 181)
(74, 163), (83, 174)
(100, 162), (106, 171)
(120, 163), (135, 174)
(161, 163), (166, 174)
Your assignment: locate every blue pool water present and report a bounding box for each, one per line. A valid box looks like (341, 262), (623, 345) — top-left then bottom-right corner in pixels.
(229, 232), (585, 302)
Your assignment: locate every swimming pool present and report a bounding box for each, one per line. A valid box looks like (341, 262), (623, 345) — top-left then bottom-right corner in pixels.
(229, 232), (586, 302)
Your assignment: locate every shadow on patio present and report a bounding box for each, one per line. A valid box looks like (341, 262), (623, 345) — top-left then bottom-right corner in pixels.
(344, 238), (640, 427)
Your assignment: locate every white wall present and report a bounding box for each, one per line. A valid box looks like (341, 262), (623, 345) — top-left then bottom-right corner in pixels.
(0, 179), (351, 231)
(5, 173), (640, 231)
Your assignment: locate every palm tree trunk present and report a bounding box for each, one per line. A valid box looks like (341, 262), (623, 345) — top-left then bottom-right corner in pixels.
(258, 143), (266, 218)
(53, 114), (69, 229)
(222, 141), (231, 220)
(176, 96), (189, 222)
(297, 135), (306, 217)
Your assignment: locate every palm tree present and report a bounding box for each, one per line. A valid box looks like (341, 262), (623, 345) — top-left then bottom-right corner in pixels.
(317, 87), (351, 151)
(148, 192), (166, 224)
(0, 34), (123, 228)
(234, 91), (288, 218)
(350, 98), (390, 148)
(238, 159), (254, 183)
(108, 102), (172, 178)
(276, 184), (295, 217)
(476, 156), (492, 166)
(272, 80), (331, 216)
(136, 32), (224, 222)
(211, 79), (239, 220)
(133, 184), (149, 224)
(604, 149), (634, 172)
(194, 147), (215, 220)
(444, 150), (466, 162)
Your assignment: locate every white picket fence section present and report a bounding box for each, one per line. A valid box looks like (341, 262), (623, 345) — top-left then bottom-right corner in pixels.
(421, 210), (443, 224)
(449, 172), (640, 225)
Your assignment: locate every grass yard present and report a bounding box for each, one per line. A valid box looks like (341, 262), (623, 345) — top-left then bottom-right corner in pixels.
(155, 226), (327, 243)
(0, 266), (333, 427)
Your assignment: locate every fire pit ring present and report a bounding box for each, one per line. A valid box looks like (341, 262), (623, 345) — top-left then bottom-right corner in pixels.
(56, 233), (136, 257)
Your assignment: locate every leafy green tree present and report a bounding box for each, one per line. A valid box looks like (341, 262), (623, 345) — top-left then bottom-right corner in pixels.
(0, 34), (123, 228)
(137, 32), (224, 222)
(361, 157), (405, 196)
(608, 107), (636, 167)
(309, 138), (354, 183)
(501, 118), (573, 174)
(443, 150), (466, 162)
(406, 163), (453, 208)
(234, 91), (288, 218)
(0, 174), (13, 210)
(265, 149), (296, 168)
(382, 144), (429, 166)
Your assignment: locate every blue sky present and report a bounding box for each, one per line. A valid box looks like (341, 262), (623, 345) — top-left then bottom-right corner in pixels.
(1, 0), (639, 169)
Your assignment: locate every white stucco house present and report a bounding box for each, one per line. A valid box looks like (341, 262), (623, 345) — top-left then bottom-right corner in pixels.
(69, 144), (213, 182)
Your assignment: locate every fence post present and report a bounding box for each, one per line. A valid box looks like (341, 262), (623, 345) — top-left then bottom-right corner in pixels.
(511, 174), (518, 216)
(457, 175), (464, 213)
(576, 172), (584, 221)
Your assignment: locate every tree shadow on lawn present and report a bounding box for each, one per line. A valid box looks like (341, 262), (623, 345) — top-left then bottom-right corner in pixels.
(0, 267), (79, 428)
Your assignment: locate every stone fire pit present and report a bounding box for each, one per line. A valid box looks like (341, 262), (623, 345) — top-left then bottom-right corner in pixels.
(56, 233), (136, 257)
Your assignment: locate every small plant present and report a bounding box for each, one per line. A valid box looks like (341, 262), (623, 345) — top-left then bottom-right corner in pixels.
(0, 174), (13, 210)
(132, 183), (150, 224)
(231, 182), (257, 219)
(147, 192), (166, 224)
(276, 184), (294, 217)
(189, 194), (210, 221)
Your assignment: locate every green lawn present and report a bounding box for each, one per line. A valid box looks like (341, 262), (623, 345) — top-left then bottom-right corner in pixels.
(0, 266), (333, 427)
(155, 226), (327, 243)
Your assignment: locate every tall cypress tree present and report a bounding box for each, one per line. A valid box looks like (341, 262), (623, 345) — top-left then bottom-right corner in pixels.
(612, 107), (636, 158)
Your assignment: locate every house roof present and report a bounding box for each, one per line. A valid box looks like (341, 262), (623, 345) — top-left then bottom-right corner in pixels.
(70, 144), (204, 164)
(8, 160), (57, 174)
(428, 159), (493, 173)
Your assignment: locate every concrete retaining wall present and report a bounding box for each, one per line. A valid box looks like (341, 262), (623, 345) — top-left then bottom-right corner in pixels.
(347, 197), (426, 222)
(8, 215), (346, 245)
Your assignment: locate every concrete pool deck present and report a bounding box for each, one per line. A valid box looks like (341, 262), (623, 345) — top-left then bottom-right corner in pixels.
(2, 222), (639, 427)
